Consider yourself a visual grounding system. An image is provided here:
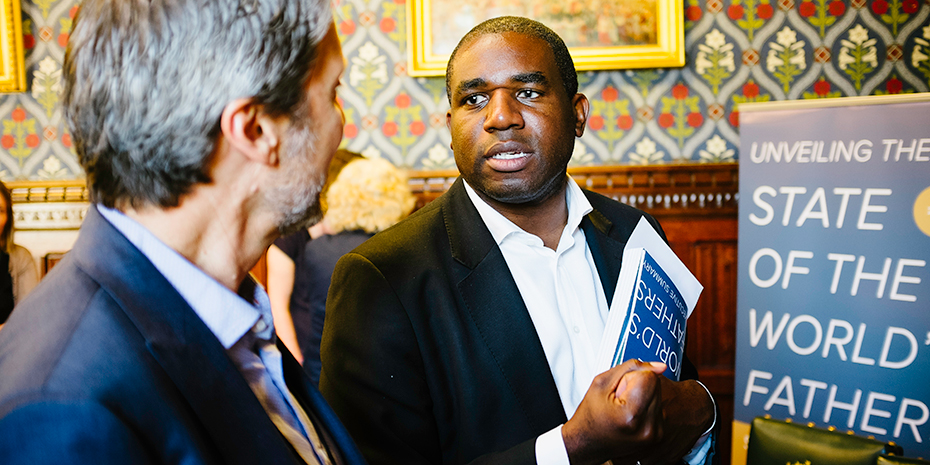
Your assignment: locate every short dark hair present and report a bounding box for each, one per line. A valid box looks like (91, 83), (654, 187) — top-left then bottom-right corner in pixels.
(445, 16), (578, 103)
(63, 0), (332, 209)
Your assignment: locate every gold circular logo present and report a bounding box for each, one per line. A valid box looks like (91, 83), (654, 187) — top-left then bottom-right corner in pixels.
(915, 187), (930, 237)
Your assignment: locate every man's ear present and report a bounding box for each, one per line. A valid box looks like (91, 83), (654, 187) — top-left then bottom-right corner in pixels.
(446, 110), (454, 151)
(572, 93), (590, 138)
(219, 98), (282, 166)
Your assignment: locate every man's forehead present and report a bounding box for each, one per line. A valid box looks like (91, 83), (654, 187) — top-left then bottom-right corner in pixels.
(449, 32), (554, 86)
(456, 32), (542, 62)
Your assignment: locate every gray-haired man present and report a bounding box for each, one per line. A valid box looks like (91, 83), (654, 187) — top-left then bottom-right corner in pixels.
(0, 0), (365, 463)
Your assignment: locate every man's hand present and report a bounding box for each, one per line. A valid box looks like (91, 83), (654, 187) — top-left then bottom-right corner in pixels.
(561, 360), (715, 465)
(562, 360), (666, 465)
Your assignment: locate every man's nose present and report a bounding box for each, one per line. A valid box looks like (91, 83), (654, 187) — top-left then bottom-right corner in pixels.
(483, 92), (524, 132)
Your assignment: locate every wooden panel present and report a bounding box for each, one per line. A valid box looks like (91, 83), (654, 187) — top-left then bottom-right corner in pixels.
(660, 216), (738, 465)
(43, 252), (68, 276)
(7, 179), (89, 203)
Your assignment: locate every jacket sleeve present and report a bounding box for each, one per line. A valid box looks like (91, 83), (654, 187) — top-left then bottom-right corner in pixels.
(0, 400), (155, 464)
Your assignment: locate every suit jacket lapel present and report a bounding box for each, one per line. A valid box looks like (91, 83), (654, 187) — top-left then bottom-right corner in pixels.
(580, 206), (625, 307)
(580, 188), (663, 308)
(72, 207), (300, 465)
(443, 180), (568, 431)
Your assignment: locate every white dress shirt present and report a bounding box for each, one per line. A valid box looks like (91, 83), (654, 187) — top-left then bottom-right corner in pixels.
(463, 178), (713, 465)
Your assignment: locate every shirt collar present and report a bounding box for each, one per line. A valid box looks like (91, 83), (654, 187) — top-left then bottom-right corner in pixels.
(97, 205), (267, 349)
(462, 175), (593, 247)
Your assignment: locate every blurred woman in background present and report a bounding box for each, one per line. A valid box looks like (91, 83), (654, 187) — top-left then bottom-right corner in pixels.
(0, 182), (39, 328)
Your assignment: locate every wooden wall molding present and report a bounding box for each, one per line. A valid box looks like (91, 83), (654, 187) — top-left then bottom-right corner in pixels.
(12, 203), (88, 230)
(7, 179), (90, 231)
(7, 179), (90, 203)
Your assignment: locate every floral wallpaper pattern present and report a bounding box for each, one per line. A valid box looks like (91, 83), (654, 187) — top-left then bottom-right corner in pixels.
(0, 0), (927, 180)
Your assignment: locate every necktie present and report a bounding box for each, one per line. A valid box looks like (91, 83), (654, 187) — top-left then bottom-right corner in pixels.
(229, 319), (332, 465)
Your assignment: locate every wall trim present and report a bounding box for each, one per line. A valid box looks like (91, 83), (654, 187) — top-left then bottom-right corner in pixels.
(5, 162), (740, 231)
(7, 179), (90, 231)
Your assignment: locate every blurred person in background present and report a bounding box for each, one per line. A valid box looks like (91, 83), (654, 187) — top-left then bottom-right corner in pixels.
(0, 182), (38, 329)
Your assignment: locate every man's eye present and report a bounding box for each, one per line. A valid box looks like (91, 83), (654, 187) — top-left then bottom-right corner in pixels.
(463, 94), (487, 106)
(517, 89), (541, 99)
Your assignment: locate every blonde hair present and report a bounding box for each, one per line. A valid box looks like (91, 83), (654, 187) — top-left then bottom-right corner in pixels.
(323, 157), (415, 234)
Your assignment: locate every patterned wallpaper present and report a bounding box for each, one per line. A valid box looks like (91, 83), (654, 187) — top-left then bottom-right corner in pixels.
(0, 0), (928, 180)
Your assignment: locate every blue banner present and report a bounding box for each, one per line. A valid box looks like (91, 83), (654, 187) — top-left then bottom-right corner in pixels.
(735, 94), (930, 460)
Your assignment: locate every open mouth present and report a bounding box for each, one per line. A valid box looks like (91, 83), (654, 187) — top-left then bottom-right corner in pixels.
(491, 152), (530, 160)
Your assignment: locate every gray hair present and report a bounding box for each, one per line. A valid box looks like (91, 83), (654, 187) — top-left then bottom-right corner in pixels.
(63, 0), (332, 208)
(445, 16), (578, 104)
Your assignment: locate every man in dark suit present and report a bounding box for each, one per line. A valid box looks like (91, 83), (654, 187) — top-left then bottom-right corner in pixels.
(0, 0), (365, 463)
(320, 16), (716, 465)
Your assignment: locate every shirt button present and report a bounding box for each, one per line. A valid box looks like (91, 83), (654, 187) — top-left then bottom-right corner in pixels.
(573, 326), (580, 334)
(255, 319), (268, 333)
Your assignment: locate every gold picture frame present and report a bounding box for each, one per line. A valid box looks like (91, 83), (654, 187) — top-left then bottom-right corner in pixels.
(407, 0), (685, 77)
(0, 0), (25, 93)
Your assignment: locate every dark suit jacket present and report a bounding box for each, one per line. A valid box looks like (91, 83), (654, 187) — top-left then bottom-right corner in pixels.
(0, 206), (367, 465)
(320, 178), (707, 465)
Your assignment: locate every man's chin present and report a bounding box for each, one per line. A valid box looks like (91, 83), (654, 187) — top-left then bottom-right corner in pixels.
(276, 203), (323, 236)
(480, 180), (563, 206)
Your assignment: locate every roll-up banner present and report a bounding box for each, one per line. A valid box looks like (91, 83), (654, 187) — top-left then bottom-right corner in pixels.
(734, 94), (930, 463)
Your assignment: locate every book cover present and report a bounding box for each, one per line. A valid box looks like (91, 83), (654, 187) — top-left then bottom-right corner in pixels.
(596, 217), (703, 381)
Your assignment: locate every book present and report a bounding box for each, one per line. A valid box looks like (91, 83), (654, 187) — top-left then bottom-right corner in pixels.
(596, 217), (703, 381)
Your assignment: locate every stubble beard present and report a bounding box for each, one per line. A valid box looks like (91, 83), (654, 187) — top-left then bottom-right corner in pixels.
(269, 120), (328, 236)
(476, 171), (567, 206)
